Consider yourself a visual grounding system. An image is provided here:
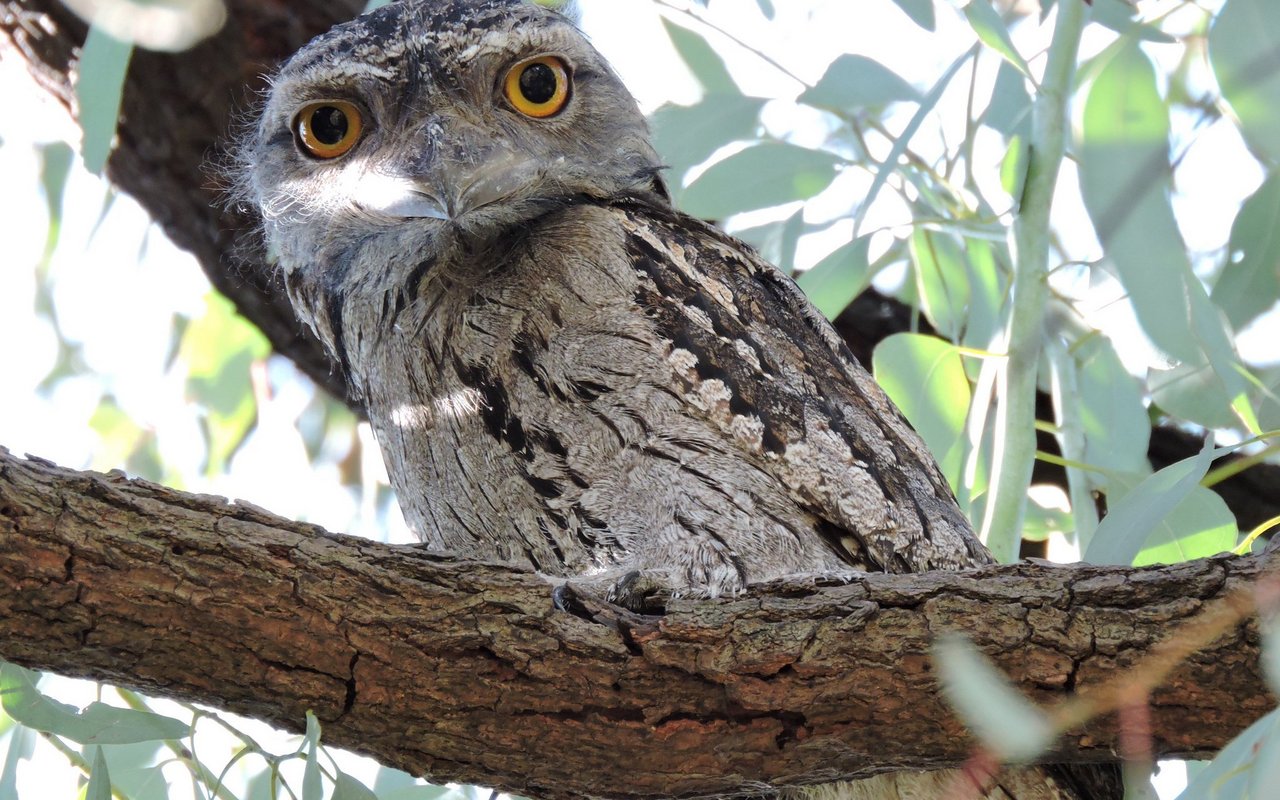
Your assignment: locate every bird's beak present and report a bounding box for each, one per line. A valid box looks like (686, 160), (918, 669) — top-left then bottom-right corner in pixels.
(355, 141), (543, 222)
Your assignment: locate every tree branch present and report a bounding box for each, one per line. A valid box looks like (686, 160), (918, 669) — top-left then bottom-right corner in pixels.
(1, 448), (1270, 799)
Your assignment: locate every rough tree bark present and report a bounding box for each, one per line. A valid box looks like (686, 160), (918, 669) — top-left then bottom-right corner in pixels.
(0, 448), (1272, 798)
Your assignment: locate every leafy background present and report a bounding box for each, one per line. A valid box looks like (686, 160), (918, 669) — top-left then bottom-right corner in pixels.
(2, 0), (1279, 797)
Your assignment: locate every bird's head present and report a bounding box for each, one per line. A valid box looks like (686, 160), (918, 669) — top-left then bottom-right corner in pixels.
(236, 0), (667, 272)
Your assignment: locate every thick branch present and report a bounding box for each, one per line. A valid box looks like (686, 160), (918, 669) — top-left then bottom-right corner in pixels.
(1, 448), (1271, 799)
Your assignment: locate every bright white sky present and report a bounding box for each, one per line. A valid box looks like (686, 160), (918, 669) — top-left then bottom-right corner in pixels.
(1, 0), (1265, 796)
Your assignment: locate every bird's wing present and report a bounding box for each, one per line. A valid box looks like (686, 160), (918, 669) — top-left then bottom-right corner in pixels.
(611, 199), (991, 572)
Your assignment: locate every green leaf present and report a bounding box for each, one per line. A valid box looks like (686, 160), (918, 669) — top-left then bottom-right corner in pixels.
(796, 237), (871, 320)
(37, 141), (74, 265)
(1212, 170), (1280, 331)
(680, 143), (842, 219)
(1131, 485), (1237, 566)
(734, 208), (806, 273)
(1210, 0), (1280, 164)
(1090, 0), (1175, 43)
(891, 0), (935, 31)
(797, 54), (920, 113)
(873, 333), (971, 489)
(1082, 441), (1218, 565)
(86, 746), (112, 800)
(754, 0), (775, 19)
(985, 60), (1031, 138)
(1, 663), (190, 744)
(1250, 711), (1280, 800)
(910, 229), (970, 340)
(1080, 41), (1249, 418)
(334, 771), (379, 800)
(181, 292), (271, 475)
(963, 1), (1031, 79)
(649, 94), (765, 191)
(1149, 361), (1239, 429)
(933, 635), (1055, 762)
(661, 18), (736, 94)
(76, 25), (133, 174)
(303, 711), (323, 800)
(94, 742), (168, 800)
(1076, 335), (1149, 476)
(855, 49), (971, 235)
(0, 725), (35, 800)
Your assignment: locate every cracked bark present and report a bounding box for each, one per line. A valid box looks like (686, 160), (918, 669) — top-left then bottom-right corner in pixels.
(1, 448), (1272, 799)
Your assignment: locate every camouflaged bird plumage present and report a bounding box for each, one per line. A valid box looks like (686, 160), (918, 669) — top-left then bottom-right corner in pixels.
(235, 2), (1124, 797)
(238, 0), (988, 600)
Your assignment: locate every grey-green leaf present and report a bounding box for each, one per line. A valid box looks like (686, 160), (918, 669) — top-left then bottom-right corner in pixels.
(661, 18), (736, 94)
(1212, 170), (1280, 331)
(963, 0), (1031, 79)
(796, 236), (872, 320)
(798, 54), (920, 113)
(1210, 0), (1280, 164)
(0, 662), (190, 744)
(649, 94), (765, 191)
(873, 333), (972, 489)
(680, 143), (842, 219)
(891, 0), (936, 31)
(85, 747), (112, 800)
(933, 635), (1055, 762)
(1082, 441), (1218, 565)
(76, 25), (133, 174)
(334, 771), (380, 800)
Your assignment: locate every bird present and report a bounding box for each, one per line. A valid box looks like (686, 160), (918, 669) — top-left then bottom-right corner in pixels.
(234, 1), (1118, 797)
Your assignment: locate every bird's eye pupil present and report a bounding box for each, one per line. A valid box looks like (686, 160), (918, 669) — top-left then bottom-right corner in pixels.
(310, 106), (349, 145)
(518, 63), (558, 105)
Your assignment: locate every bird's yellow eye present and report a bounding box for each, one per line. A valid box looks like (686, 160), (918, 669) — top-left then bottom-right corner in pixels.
(294, 100), (364, 159)
(503, 55), (571, 118)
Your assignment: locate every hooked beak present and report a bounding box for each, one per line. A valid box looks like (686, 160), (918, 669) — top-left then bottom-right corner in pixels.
(355, 149), (544, 222)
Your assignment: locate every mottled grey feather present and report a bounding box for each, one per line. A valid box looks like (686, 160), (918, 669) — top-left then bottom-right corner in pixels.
(234, 2), (1117, 796)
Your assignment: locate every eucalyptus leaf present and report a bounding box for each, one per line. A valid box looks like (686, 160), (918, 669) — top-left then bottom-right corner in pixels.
(1211, 170), (1280, 331)
(796, 236), (871, 320)
(1076, 335), (1149, 477)
(76, 25), (133, 174)
(1089, 0), (1175, 43)
(733, 208), (806, 272)
(86, 746), (112, 800)
(798, 54), (920, 113)
(1, 662), (190, 744)
(1250, 712), (1280, 800)
(661, 18), (736, 94)
(1082, 441), (1218, 565)
(891, 0), (935, 31)
(985, 60), (1031, 138)
(933, 635), (1054, 762)
(1210, 0), (1280, 164)
(872, 333), (971, 489)
(649, 94), (765, 192)
(303, 711), (323, 800)
(1130, 485), (1237, 566)
(181, 293), (271, 475)
(910, 229), (970, 340)
(1080, 40), (1249, 417)
(963, 0), (1031, 79)
(334, 771), (380, 800)
(681, 143), (842, 219)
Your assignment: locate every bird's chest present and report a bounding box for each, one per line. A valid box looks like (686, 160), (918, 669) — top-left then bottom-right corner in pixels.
(353, 230), (674, 563)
